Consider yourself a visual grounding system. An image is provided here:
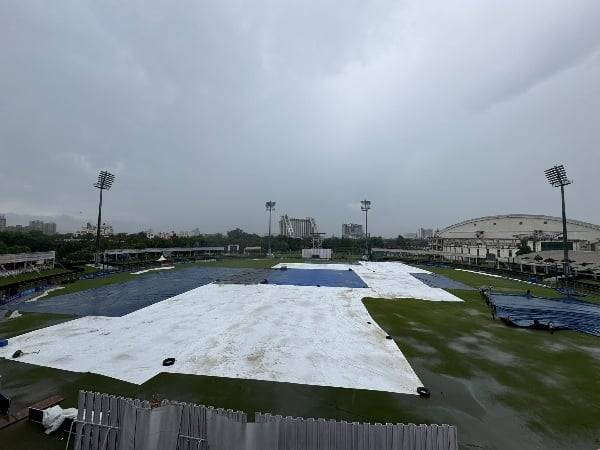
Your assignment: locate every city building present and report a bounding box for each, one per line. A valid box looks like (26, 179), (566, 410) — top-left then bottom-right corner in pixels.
(42, 222), (57, 235)
(403, 233), (417, 239)
(342, 223), (363, 239)
(1, 218), (57, 235)
(433, 214), (600, 262)
(77, 222), (114, 237)
(279, 215), (318, 238)
(29, 220), (44, 232)
(417, 228), (434, 239)
(175, 229), (201, 238)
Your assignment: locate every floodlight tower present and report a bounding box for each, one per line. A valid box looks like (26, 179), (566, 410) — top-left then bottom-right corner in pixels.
(360, 199), (371, 257)
(93, 170), (115, 266)
(544, 165), (572, 278)
(265, 201), (276, 257)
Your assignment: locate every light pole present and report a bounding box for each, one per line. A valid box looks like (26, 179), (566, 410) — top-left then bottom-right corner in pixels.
(93, 171), (115, 267)
(544, 165), (572, 280)
(360, 199), (371, 258)
(265, 201), (276, 257)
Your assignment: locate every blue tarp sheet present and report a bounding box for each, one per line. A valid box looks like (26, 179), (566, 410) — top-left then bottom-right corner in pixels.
(9, 267), (269, 317)
(266, 268), (368, 288)
(411, 273), (475, 290)
(487, 292), (600, 336)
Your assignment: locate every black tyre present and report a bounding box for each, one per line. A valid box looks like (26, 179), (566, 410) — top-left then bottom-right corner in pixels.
(417, 387), (431, 398)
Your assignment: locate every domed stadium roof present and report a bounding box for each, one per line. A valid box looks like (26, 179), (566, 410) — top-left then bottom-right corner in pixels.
(437, 214), (600, 241)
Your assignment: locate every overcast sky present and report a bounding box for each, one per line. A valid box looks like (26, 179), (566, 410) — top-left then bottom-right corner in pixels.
(1, 1), (600, 236)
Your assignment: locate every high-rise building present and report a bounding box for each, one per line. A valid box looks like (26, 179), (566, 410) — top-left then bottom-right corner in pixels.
(279, 215), (318, 238)
(0, 214), (6, 230)
(43, 222), (57, 235)
(76, 222), (113, 237)
(417, 228), (434, 239)
(342, 223), (363, 239)
(29, 220), (44, 231)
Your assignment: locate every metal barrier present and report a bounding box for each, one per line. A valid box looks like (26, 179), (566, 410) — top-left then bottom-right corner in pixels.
(70, 391), (458, 450)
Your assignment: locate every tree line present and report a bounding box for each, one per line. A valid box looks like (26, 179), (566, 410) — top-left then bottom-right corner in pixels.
(0, 228), (429, 263)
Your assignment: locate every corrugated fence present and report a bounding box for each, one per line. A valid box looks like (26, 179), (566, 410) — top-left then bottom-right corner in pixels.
(71, 391), (457, 450)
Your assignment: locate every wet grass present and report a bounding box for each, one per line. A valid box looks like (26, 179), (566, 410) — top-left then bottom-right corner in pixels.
(365, 292), (600, 441)
(1, 267), (598, 449)
(426, 266), (600, 304)
(425, 266), (562, 297)
(44, 271), (139, 298)
(0, 311), (75, 339)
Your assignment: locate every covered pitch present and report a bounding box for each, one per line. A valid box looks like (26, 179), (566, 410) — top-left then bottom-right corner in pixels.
(1, 262), (461, 394)
(486, 292), (600, 336)
(266, 267), (368, 288)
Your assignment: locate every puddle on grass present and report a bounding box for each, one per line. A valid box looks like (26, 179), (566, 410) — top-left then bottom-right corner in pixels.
(448, 338), (518, 367)
(458, 335), (479, 345)
(544, 341), (569, 352)
(463, 308), (485, 317)
(448, 341), (471, 354)
(474, 330), (494, 340)
(482, 346), (518, 366)
(576, 345), (600, 361)
(401, 337), (438, 355)
(537, 373), (567, 388)
(412, 367), (547, 450)
(411, 342), (438, 355)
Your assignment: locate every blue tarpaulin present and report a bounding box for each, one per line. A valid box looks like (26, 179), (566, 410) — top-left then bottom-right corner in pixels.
(411, 273), (475, 290)
(8, 267), (270, 317)
(266, 268), (368, 288)
(487, 292), (600, 336)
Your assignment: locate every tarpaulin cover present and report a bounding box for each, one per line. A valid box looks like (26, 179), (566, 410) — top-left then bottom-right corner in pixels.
(266, 268), (368, 288)
(11, 267), (270, 317)
(411, 273), (475, 290)
(487, 292), (600, 336)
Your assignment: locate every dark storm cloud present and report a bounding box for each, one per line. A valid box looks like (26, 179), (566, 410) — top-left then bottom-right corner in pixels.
(1, 1), (600, 235)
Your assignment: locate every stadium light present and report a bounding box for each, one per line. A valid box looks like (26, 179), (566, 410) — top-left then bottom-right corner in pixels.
(360, 199), (371, 258)
(93, 170), (116, 266)
(544, 165), (572, 279)
(265, 201), (276, 257)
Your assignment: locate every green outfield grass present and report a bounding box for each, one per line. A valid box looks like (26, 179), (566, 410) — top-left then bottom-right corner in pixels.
(425, 266), (562, 297)
(0, 311), (75, 338)
(44, 271), (139, 298)
(1, 266), (598, 449)
(366, 290), (600, 449)
(425, 265), (600, 303)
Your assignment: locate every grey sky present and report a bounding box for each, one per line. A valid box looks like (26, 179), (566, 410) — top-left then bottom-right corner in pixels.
(1, 1), (600, 236)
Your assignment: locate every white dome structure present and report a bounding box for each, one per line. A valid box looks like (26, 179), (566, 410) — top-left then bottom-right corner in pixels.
(436, 214), (600, 244)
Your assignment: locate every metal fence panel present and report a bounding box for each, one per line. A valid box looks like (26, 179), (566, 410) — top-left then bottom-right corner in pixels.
(71, 391), (457, 450)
